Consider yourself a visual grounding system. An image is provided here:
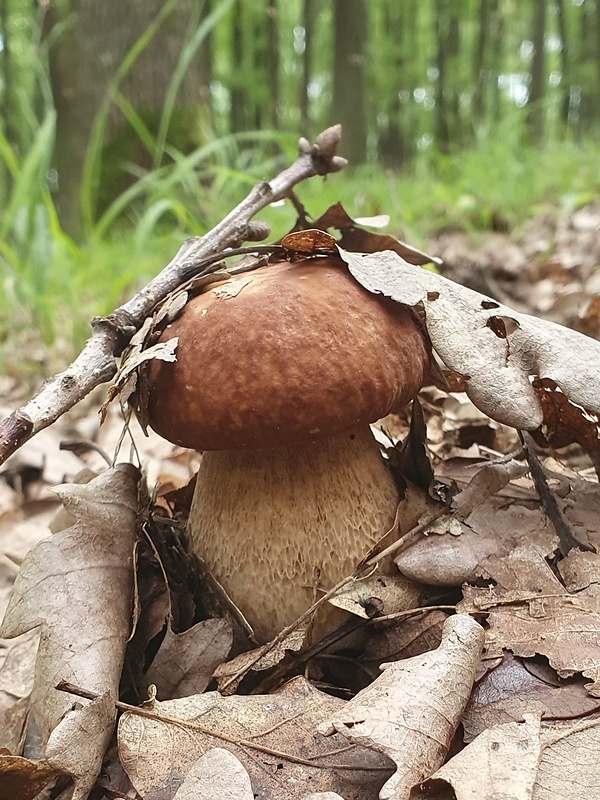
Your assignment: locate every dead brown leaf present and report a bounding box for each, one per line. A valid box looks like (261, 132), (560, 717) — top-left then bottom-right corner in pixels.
(459, 546), (600, 695)
(172, 749), (253, 800)
(320, 614), (484, 800)
(424, 713), (600, 800)
(0, 464), (140, 797)
(0, 752), (60, 800)
(463, 653), (600, 742)
(146, 618), (233, 700)
(339, 248), (600, 430)
(118, 676), (393, 800)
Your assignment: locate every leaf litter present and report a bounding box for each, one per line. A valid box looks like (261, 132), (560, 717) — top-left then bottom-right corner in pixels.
(0, 203), (600, 798)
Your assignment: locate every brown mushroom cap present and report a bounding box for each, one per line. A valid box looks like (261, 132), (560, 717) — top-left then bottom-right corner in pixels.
(147, 256), (430, 451)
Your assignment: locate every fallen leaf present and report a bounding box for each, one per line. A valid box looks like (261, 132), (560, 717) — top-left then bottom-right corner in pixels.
(321, 614), (484, 800)
(462, 653), (600, 742)
(459, 546), (600, 695)
(118, 676), (393, 800)
(0, 464), (140, 794)
(339, 248), (600, 429)
(424, 713), (600, 800)
(172, 749), (253, 800)
(329, 574), (420, 620)
(146, 618), (233, 700)
(0, 752), (59, 800)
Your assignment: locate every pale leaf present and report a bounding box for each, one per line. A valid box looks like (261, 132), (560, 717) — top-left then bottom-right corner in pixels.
(321, 614), (484, 800)
(339, 248), (600, 429)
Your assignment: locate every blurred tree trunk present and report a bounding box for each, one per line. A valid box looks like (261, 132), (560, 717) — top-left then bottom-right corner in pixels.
(434, 0), (461, 153)
(46, 0), (213, 239)
(230, 0), (246, 133)
(299, 0), (314, 137)
(473, 0), (499, 126)
(556, 0), (570, 127)
(526, 0), (546, 144)
(378, 3), (414, 167)
(332, 0), (367, 164)
(266, 1), (280, 130)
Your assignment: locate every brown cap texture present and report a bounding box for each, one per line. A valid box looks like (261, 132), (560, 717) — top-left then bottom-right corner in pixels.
(147, 256), (430, 450)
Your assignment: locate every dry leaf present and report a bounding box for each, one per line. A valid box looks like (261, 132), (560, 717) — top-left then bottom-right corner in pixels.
(329, 575), (420, 619)
(338, 248), (600, 429)
(459, 546), (600, 695)
(146, 618), (233, 700)
(118, 676), (392, 800)
(0, 630), (39, 752)
(0, 464), (140, 795)
(0, 752), (59, 800)
(172, 749), (253, 800)
(463, 653), (600, 742)
(425, 713), (600, 800)
(321, 614), (484, 800)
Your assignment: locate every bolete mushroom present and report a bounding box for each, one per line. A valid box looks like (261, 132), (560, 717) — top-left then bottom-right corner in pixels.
(147, 256), (430, 643)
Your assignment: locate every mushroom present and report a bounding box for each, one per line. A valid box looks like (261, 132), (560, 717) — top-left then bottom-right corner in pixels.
(146, 256), (430, 643)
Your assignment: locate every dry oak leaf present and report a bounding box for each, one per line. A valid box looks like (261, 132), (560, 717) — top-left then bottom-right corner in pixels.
(0, 752), (60, 800)
(172, 749), (253, 800)
(424, 713), (600, 800)
(320, 614), (484, 800)
(462, 653), (600, 742)
(339, 248), (600, 430)
(118, 675), (392, 800)
(459, 546), (600, 696)
(146, 617), (233, 700)
(0, 464), (140, 798)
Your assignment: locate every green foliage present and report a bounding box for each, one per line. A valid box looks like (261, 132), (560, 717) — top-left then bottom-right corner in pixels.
(2, 0), (600, 375)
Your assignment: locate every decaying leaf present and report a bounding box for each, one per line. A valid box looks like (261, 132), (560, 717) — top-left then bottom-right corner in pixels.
(462, 653), (600, 742)
(146, 618), (233, 700)
(329, 574), (420, 619)
(118, 676), (393, 800)
(172, 749), (253, 800)
(0, 464), (140, 796)
(424, 713), (600, 800)
(320, 614), (484, 800)
(460, 546), (600, 695)
(0, 752), (60, 800)
(338, 248), (600, 430)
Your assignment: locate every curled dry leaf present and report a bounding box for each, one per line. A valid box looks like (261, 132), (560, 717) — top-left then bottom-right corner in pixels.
(459, 546), (600, 695)
(320, 614), (484, 800)
(172, 749), (253, 800)
(338, 248), (600, 430)
(146, 618), (233, 700)
(118, 675), (392, 800)
(329, 574), (421, 620)
(0, 464), (140, 795)
(0, 753), (60, 800)
(425, 713), (600, 800)
(462, 653), (600, 742)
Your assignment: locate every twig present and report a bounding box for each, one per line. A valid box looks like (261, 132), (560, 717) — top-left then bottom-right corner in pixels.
(55, 680), (387, 772)
(521, 431), (595, 556)
(219, 504), (449, 692)
(0, 126), (347, 466)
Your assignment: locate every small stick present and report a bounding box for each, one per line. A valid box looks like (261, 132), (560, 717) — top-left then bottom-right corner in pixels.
(55, 680), (387, 772)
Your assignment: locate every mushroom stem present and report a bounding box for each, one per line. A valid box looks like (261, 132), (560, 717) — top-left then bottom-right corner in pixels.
(188, 425), (400, 643)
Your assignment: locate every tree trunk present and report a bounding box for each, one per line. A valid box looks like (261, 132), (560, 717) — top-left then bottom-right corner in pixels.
(47, 0), (213, 239)
(266, 0), (280, 130)
(527, 0), (547, 144)
(299, 0), (314, 137)
(556, 0), (570, 127)
(332, 0), (368, 164)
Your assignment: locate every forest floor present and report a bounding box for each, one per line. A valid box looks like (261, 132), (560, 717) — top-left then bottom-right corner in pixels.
(0, 201), (599, 798)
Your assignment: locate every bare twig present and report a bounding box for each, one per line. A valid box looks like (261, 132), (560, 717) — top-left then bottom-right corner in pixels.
(55, 680), (387, 772)
(0, 126), (347, 466)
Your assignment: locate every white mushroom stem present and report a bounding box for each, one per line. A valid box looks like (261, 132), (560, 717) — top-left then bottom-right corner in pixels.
(188, 426), (401, 643)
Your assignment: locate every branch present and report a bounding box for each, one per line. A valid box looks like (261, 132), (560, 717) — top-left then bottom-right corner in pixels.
(0, 126), (347, 466)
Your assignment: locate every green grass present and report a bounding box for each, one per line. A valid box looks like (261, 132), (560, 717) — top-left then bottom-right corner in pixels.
(2, 127), (600, 377)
